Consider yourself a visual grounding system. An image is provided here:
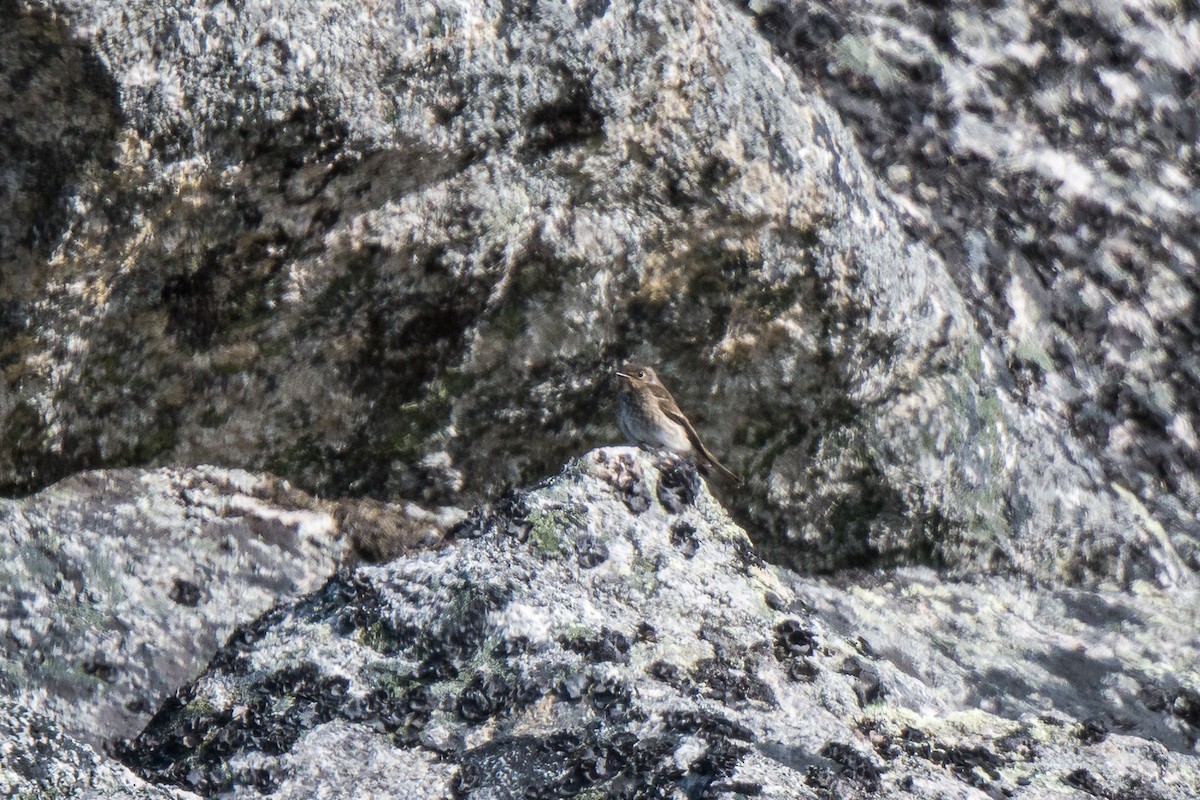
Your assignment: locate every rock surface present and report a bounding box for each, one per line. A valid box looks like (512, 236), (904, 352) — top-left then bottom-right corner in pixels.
(2, 0), (1195, 584)
(3, 0), (1199, 794)
(0, 466), (344, 750)
(0, 698), (198, 800)
(748, 0), (1200, 562)
(120, 449), (1200, 798)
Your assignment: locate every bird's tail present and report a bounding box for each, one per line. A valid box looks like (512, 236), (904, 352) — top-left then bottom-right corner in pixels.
(698, 451), (744, 487)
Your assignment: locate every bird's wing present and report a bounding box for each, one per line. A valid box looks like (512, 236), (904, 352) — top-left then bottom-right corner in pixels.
(654, 386), (744, 486)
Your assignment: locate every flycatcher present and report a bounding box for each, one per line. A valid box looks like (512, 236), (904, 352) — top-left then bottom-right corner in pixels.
(615, 363), (741, 484)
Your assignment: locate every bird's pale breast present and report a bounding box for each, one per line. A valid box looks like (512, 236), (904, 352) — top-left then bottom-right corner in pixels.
(617, 386), (694, 455)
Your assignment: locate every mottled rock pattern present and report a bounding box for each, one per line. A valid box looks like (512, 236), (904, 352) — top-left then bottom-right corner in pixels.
(336, 496), (466, 564)
(0, 698), (198, 800)
(746, 0), (1200, 574)
(121, 449), (1200, 798)
(2, 0), (1194, 584)
(0, 466), (344, 749)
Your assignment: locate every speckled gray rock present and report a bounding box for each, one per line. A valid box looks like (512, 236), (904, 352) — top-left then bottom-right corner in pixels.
(0, 698), (198, 800)
(121, 448), (1200, 798)
(0, 465), (344, 750)
(3, 0), (1194, 585)
(743, 0), (1200, 575)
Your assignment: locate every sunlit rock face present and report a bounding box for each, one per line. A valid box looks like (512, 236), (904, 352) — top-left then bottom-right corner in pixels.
(744, 0), (1200, 574)
(3, 0), (1195, 583)
(3, 1), (1198, 797)
(118, 450), (1200, 798)
(0, 698), (199, 800)
(0, 466), (343, 750)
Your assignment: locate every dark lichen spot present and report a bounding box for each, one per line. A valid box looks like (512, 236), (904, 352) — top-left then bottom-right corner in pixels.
(670, 521), (699, 557)
(125, 695), (154, 715)
(242, 767), (278, 794)
(346, 684), (434, 744)
(561, 627), (631, 664)
(428, 579), (513, 666)
(485, 490), (533, 541)
(609, 453), (654, 513)
(450, 761), (484, 797)
(493, 635), (531, 658)
(416, 652), (459, 681)
(585, 671), (632, 713)
(662, 710), (754, 743)
(682, 738), (750, 795)
(125, 662), (355, 793)
(457, 673), (513, 722)
(819, 742), (881, 791)
(1077, 717), (1109, 744)
(690, 658), (776, 705)
(732, 535), (765, 571)
(787, 659), (819, 682)
(82, 655), (117, 683)
(635, 622), (657, 642)
(577, 0), (610, 23)
(1063, 768), (1104, 795)
(454, 726), (673, 800)
(1171, 687), (1200, 729)
(805, 764), (834, 791)
(556, 669), (632, 715)
(168, 578), (203, 607)
(773, 619), (818, 660)
(523, 75), (604, 156)
(839, 656), (884, 706)
(576, 534), (609, 568)
(649, 660), (686, 689)
(934, 742), (1004, 788)
(657, 459), (700, 512)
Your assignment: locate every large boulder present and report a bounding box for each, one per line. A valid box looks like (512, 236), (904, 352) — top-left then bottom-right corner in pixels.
(745, 0), (1200, 572)
(120, 449), (1200, 798)
(0, 466), (343, 749)
(2, 0), (1194, 584)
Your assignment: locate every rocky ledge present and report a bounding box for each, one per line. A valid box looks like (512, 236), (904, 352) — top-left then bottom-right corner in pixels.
(88, 449), (1197, 798)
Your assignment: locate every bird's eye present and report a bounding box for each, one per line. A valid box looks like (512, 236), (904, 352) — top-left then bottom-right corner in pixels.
(637, 370), (645, 379)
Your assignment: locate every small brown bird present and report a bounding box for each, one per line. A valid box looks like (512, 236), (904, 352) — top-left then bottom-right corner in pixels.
(615, 363), (742, 484)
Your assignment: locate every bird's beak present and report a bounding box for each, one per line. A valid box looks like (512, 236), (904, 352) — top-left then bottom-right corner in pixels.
(615, 371), (632, 379)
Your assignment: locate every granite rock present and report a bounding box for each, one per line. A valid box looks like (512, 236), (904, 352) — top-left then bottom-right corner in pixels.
(0, 697), (198, 800)
(119, 449), (1200, 798)
(0, 466), (344, 750)
(744, 0), (1200, 576)
(1, 0), (1194, 583)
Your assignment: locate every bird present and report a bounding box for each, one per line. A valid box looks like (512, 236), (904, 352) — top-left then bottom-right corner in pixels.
(615, 363), (742, 484)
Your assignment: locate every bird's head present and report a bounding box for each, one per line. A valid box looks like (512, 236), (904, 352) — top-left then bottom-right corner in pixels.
(615, 363), (657, 386)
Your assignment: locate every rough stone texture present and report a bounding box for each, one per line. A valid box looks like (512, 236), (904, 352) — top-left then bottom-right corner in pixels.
(2, 0), (1195, 584)
(336, 496), (466, 564)
(0, 698), (198, 800)
(0, 465), (344, 750)
(121, 449), (1200, 798)
(743, 0), (1200, 571)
